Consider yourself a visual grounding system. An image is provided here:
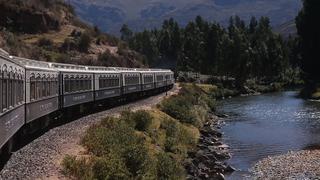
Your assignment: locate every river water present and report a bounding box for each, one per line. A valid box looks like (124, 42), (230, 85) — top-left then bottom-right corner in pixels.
(217, 91), (320, 179)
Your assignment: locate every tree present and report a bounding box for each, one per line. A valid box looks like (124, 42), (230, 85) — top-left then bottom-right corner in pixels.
(77, 32), (91, 52)
(120, 24), (133, 42)
(249, 16), (258, 34)
(126, 15), (294, 85)
(296, 0), (320, 83)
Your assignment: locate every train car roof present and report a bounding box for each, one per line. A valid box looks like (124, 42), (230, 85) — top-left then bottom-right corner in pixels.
(0, 49), (25, 67)
(12, 56), (59, 72)
(5, 51), (173, 74)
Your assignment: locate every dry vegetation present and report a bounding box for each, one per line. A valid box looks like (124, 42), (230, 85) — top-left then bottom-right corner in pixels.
(0, 0), (145, 67)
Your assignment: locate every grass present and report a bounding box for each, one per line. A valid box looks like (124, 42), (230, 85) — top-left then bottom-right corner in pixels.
(159, 83), (217, 127)
(21, 25), (81, 44)
(62, 83), (216, 179)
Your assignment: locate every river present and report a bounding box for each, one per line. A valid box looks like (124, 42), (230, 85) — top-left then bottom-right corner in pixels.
(217, 91), (320, 179)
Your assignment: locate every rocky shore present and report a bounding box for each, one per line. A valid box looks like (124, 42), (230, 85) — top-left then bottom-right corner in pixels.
(186, 114), (235, 179)
(251, 150), (320, 179)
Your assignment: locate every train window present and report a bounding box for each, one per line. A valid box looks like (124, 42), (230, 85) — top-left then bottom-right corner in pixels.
(89, 77), (92, 90)
(144, 75), (153, 84)
(15, 74), (18, 105)
(80, 76), (84, 91)
(8, 71), (13, 108)
(48, 77), (52, 96)
(74, 76), (79, 92)
(13, 72), (17, 106)
(53, 78), (55, 95)
(42, 76), (46, 98)
(70, 76), (75, 92)
(77, 77), (80, 91)
(21, 76), (24, 102)
(2, 68), (8, 111)
(36, 74), (41, 100)
(50, 77), (54, 96)
(46, 76), (50, 97)
(0, 69), (2, 112)
(17, 73), (20, 104)
(64, 76), (70, 93)
(156, 74), (164, 82)
(30, 74), (36, 101)
(53, 78), (58, 95)
(125, 74), (139, 86)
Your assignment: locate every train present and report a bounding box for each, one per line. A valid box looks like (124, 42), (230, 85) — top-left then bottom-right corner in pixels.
(0, 48), (174, 153)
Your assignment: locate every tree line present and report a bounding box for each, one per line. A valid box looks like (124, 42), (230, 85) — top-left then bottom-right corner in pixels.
(120, 15), (299, 86)
(296, 0), (320, 91)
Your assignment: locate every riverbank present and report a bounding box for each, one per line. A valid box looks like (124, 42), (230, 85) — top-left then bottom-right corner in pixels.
(251, 150), (320, 179)
(186, 113), (234, 179)
(60, 83), (233, 179)
(300, 83), (320, 100)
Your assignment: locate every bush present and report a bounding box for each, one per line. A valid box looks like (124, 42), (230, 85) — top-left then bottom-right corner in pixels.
(132, 110), (153, 131)
(121, 110), (153, 132)
(37, 37), (53, 49)
(161, 118), (197, 154)
(63, 116), (157, 179)
(97, 50), (121, 66)
(62, 155), (93, 180)
(91, 155), (130, 179)
(77, 32), (91, 52)
(63, 107), (197, 180)
(156, 153), (185, 180)
(161, 95), (197, 125)
(61, 38), (78, 52)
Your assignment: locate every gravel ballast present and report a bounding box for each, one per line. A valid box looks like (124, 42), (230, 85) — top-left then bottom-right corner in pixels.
(0, 85), (180, 180)
(251, 150), (320, 179)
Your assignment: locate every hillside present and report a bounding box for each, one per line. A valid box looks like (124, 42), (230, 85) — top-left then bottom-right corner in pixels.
(69, 0), (302, 34)
(0, 0), (145, 67)
(274, 20), (297, 38)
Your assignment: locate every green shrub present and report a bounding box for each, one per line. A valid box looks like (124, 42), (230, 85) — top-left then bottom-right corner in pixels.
(121, 110), (153, 131)
(77, 32), (91, 52)
(161, 95), (198, 125)
(132, 110), (153, 131)
(156, 153), (185, 180)
(91, 155), (130, 180)
(37, 37), (53, 49)
(64, 116), (157, 179)
(62, 155), (93, 180)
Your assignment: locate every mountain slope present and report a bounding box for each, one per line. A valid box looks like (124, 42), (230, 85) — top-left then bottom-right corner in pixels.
(274, 20), (297, 38)
(0, 0), (145, 67)
(69, 0), (302, 34)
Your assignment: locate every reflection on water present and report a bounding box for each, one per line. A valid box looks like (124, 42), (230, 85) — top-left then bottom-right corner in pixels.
(217, 91), (320, 179)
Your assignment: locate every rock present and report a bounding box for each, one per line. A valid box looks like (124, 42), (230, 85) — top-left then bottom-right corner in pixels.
(225, 165), (236, 173)
(198, 163), (209, 171)
(187, 114), (232, 180)
(216, 113), (229, 118)
(216, 173), (225, 180)
(211, 151), (231, 160)
(218, 144), (230, 149)
(199, 172), (210, 179)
